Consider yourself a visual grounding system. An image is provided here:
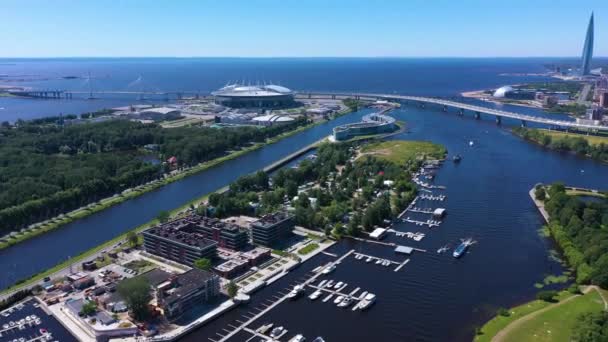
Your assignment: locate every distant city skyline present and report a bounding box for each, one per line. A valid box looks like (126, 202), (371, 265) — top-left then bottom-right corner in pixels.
(1, 0), (607, 58)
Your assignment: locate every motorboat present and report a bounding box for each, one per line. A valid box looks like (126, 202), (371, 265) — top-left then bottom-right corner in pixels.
(359, 293), (377, 310)
(321, 264), (336, 274)
(333, 295), (344, 304)
(256, 323), (273, 334)
(366, 256), (373, 263)
(270, 326), (286, 339)
(337, 297), (353, 308)
(325, 280), (334, 288)
(289, 334), (306, 342)
(333, 281), (343, 289)
(286, 285), (305, 299)
(375, 259), (382, 265)
(318, 280), (327, 288)
(312, 337), (325, 342)
(308, 289), (323, 300)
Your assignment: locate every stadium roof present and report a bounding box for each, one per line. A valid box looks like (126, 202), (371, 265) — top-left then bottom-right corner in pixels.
(212, 83), (294, 97)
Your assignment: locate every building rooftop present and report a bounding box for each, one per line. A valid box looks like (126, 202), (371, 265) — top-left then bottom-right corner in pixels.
(142, 268), (173, 287)
(161, 269), (217, 305)
(196, 216), (247, 235)
(144, 218), (217, 250)
(252, 212), (293, 228)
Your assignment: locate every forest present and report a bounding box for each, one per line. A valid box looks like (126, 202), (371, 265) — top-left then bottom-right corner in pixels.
(537, 183), (608, 287)
(0, 116), (307, 234)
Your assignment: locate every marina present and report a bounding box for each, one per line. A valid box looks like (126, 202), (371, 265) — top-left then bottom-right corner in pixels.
(3, 58), (607, 342)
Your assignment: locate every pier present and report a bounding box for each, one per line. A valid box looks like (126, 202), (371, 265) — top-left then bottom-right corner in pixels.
(403, 217), (441, 228)
(214, 250), (355, 342)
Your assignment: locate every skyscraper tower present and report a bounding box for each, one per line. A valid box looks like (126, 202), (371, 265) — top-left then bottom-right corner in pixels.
(581, 12), (594, 76)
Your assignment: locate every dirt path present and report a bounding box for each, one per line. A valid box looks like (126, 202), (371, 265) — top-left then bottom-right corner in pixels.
(491, 286), (600, 342)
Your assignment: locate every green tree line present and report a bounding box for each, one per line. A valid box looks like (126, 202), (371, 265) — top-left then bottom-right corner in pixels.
(0, 116), (308, 234)
(513, 127), (608, 163)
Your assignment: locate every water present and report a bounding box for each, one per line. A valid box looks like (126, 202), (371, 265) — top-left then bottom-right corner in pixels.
(1, 58), (607, 340)
(0, 57), (593, 122)
(179, 103), (607, 342)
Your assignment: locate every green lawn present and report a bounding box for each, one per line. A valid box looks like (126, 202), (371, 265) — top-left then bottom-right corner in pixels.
(539, 129), (608, 146)
(360, 140), (446, 165)
(501, 290), (604, 342)
(475, 291), (573, 342)
(297, 243), (320, 255)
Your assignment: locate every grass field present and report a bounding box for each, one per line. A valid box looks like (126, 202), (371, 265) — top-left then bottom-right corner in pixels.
(297, 243), (320, 255)
(500, 289), (605, 342)
(539, 129), (608, 146)
(360, 140), (446, 165)
(474, 291), (573, 342)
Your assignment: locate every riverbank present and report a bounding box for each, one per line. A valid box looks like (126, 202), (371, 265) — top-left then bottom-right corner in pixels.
(511, 127), (608, 164)
(0, 118), (344, 297)
(0, 117), (336, 252)
(475, 286), (607, 342)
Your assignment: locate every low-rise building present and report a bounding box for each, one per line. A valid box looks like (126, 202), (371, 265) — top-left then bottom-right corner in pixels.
(250, 212), (295, 247)
(156, 269), (220, 321)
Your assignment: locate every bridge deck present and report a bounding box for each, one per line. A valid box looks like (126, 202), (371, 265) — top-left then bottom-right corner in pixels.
(301, 92), (608, 132)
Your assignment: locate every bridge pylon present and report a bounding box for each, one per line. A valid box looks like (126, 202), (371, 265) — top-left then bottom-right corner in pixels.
(496, 116), (502, 125)
(475, 112), (481, 120)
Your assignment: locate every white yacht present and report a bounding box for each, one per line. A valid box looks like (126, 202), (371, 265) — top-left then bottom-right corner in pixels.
(337, 296), (353, 308)
(318, 280), (327, 288)
(325, 280), (334, 288)
(289, 334), (306, 342)
(287, 285), (305, 300)
(321, 264), (336, 274)
(308, 289), (323, 300)
(333, 295), (344, 304)
(270, 326), (286, 339)
(256, 323), (273, 334)
(366, 256), (373, 263)
(333, 281), (343, 289)
(359, 293), (377, 310)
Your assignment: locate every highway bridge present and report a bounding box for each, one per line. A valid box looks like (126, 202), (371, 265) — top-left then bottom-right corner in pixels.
(9, 86), (608, 132)
(299, 92), (608, 132)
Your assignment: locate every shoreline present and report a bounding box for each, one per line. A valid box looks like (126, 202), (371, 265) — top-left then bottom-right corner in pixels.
(510, 128), (608, 165)
(0, 109), (355, 297)
(0, 115), (342, 252)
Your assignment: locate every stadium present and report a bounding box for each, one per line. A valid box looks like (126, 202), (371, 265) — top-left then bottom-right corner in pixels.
(211, 83), (296, 108)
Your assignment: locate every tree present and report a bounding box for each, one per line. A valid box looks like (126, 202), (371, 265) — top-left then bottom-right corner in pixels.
(590, 254), (608, 288)
(80, 300), (97, 317)
(226, 281), (238, 298)
(536, 290), (558, 302)
(194, 258), (212, 271)
(157, 210), (170, 223)
(126, 231), (139, 248)
(571, 311), (608, 342)
(535, 187), (546, 201)
(117, 277), (151, 321)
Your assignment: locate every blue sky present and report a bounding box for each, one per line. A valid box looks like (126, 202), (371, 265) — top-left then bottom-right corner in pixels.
(1, 0), (606, 57)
